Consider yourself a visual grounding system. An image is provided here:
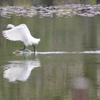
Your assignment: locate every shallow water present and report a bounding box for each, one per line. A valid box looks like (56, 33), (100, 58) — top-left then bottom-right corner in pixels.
(0, 5), (100, 100)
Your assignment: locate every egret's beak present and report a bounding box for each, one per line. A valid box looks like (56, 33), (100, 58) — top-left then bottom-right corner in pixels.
(2, 27), (7, 30)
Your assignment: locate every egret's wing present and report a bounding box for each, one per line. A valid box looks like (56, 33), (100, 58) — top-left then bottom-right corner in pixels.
(21, 24), (41, 45)
(21, 24), (31, 35)
(2, 25), (29, 42)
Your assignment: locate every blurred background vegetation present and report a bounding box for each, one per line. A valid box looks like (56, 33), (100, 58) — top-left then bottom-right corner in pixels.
(0, 0), (99, 6)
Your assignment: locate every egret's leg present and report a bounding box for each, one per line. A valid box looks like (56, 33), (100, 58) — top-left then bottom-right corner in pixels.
(33, 45), (35, 53)
(18, 45), (26, 51)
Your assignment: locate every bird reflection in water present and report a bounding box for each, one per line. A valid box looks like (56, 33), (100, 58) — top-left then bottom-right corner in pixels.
(3, 59), (41, 82)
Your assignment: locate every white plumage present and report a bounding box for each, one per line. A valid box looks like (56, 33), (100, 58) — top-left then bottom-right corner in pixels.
(2, 24), (40, 52)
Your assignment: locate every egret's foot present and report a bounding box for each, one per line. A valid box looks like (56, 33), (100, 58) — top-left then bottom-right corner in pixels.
(18, 49), (25, 51)
(18, 50), (23, 51)
(13, 50), (20, 54)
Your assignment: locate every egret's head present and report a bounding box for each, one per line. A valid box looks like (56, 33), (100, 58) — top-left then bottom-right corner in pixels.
(3, 24), (15, 30)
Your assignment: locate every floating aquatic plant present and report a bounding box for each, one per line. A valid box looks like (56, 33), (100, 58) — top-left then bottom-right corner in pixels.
(0, 4), (100, 18)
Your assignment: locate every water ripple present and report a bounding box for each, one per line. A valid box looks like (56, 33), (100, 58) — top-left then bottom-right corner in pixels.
(37, 51), (100, 54)
(13, 50), (100, 56)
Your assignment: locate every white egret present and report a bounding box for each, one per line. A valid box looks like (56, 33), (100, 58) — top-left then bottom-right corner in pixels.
(2, 24), (40, 53)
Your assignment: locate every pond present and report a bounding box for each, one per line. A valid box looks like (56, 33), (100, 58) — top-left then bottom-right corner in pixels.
(0, 4), (100, 100)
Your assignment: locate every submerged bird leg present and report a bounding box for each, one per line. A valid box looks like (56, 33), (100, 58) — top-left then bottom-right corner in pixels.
(18, 45), (26, 51)
(33, 45), (35, 53)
